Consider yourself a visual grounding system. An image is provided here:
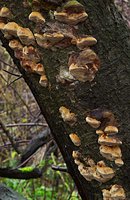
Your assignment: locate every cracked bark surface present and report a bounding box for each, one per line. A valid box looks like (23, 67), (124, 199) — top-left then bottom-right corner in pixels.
(0, 0), (130, 199)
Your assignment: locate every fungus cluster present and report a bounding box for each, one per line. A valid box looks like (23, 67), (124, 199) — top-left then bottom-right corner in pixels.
(68, 48), (100, 82)
(59, 106), (77, 126)
(86, 109), (123, 167)
(72, 151), (115, 183)
(102, 185), (126, 200)
(54, 0), (88, 25)
(0, 6), (48, 87)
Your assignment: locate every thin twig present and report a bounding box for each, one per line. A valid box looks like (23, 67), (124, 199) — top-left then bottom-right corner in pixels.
(5, 123), (47, 127)
(51, 165), (68, 173)
(0, 120), (20, 154)
(7, 75), (23, 87)
(0, 58), (17, 70)
(0, 140), (29, 148)
(2, 69), (21, 77)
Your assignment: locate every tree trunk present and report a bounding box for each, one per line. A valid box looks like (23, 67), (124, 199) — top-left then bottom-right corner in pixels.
(0, 0), (130, 199)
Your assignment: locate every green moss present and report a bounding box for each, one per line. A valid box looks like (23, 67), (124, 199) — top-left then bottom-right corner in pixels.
(63, 0), (85, 13)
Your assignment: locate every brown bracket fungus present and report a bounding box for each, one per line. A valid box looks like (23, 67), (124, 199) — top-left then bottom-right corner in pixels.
(17, 26), (36, 46)
(86, 116), (101, 128)
(102, 189), (111, 200)
(39, 75), (48, 87)
(72, 152), (115, 183)
(69, 133), (81, 146)
(54, 1), (88, 25)
(9, 39), (23, 51)
(59, 106), (77, 126)
(22, 46), (41, 63)
(68, 49), (100, 82)
(3, 22), (19, 37)
(72, 35), (97, 50)
(0, 7), (12, 19)
(110, 185), (126, 200)
(0, 22), (5, 30)
(100, 145), (122, 161)
(29, 11), (45, 24)
(98, 134), (122, 146)
(33, 63), (45, 75)
(96, 161), (115, 180)
(102, 185), (126, 200)
(104, 126), (118, 136)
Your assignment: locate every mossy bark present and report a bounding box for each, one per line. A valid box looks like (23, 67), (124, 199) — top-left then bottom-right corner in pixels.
(0, 0), (130, 199)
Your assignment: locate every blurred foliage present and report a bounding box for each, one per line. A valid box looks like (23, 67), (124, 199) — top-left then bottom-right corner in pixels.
(0, 44), (81, 199)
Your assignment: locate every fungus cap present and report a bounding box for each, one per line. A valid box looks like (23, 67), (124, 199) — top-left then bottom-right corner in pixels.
(54, 11), (88, 25)
(9, 39), (23, 50)
(0, 22), (5, 30)
(104, 126), (118, 135)
(100, 145), (122, 161)
(22, 46), (40, 63)
(115, 158), (124, 167)
(98, 134), (122, 146)
(39, 75), (48, 87)
(96, 161), (115, 178)
(59, 106), (77, 125)
(76, 36), (97, 50)
(17, 27), (35, 46)
(0, 7), (12, 18)
(110, 185), (126, 200)
(63, 0), (85, 13)
(69, 133), (81, 146)
(3, 22), (19, 36)
(86, 116), (101, 128)
(29, 11), (45, 24)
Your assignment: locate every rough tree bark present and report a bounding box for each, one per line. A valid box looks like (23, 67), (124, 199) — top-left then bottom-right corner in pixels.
(0, 0), (130, 199)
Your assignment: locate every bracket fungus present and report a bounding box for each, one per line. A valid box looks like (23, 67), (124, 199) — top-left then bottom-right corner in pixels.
(22, 46), (41, 63)
(0, 7), (12, 19)
(17, 27), (35, 46)
(9, 39), (23, 51)
(104, 126), (118, 136)
(69, 133), (81, 146)
(59, 106), (77, 126)
(98, 134), (122, 146)
(100, 145), (122, 162)
(68, 49), (100, 82)
(72, 35), (97, 50)
(39, 75), (48, 87)
(72, 152), (115, 183)
(102, 185), (126, 200)
(29, 11), (45, 24)
(3, 22), (19, 37)
(86, 116), (101, 128)
(102, 189), (111, 200)
(110, 185), (126, 200)
(33, 63), (45, 75)
(96, 161), (115, 179)
(54, 1), (88, 25)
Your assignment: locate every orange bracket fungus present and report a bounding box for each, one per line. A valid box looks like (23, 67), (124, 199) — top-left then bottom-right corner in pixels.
(59, 106), (77, 126)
